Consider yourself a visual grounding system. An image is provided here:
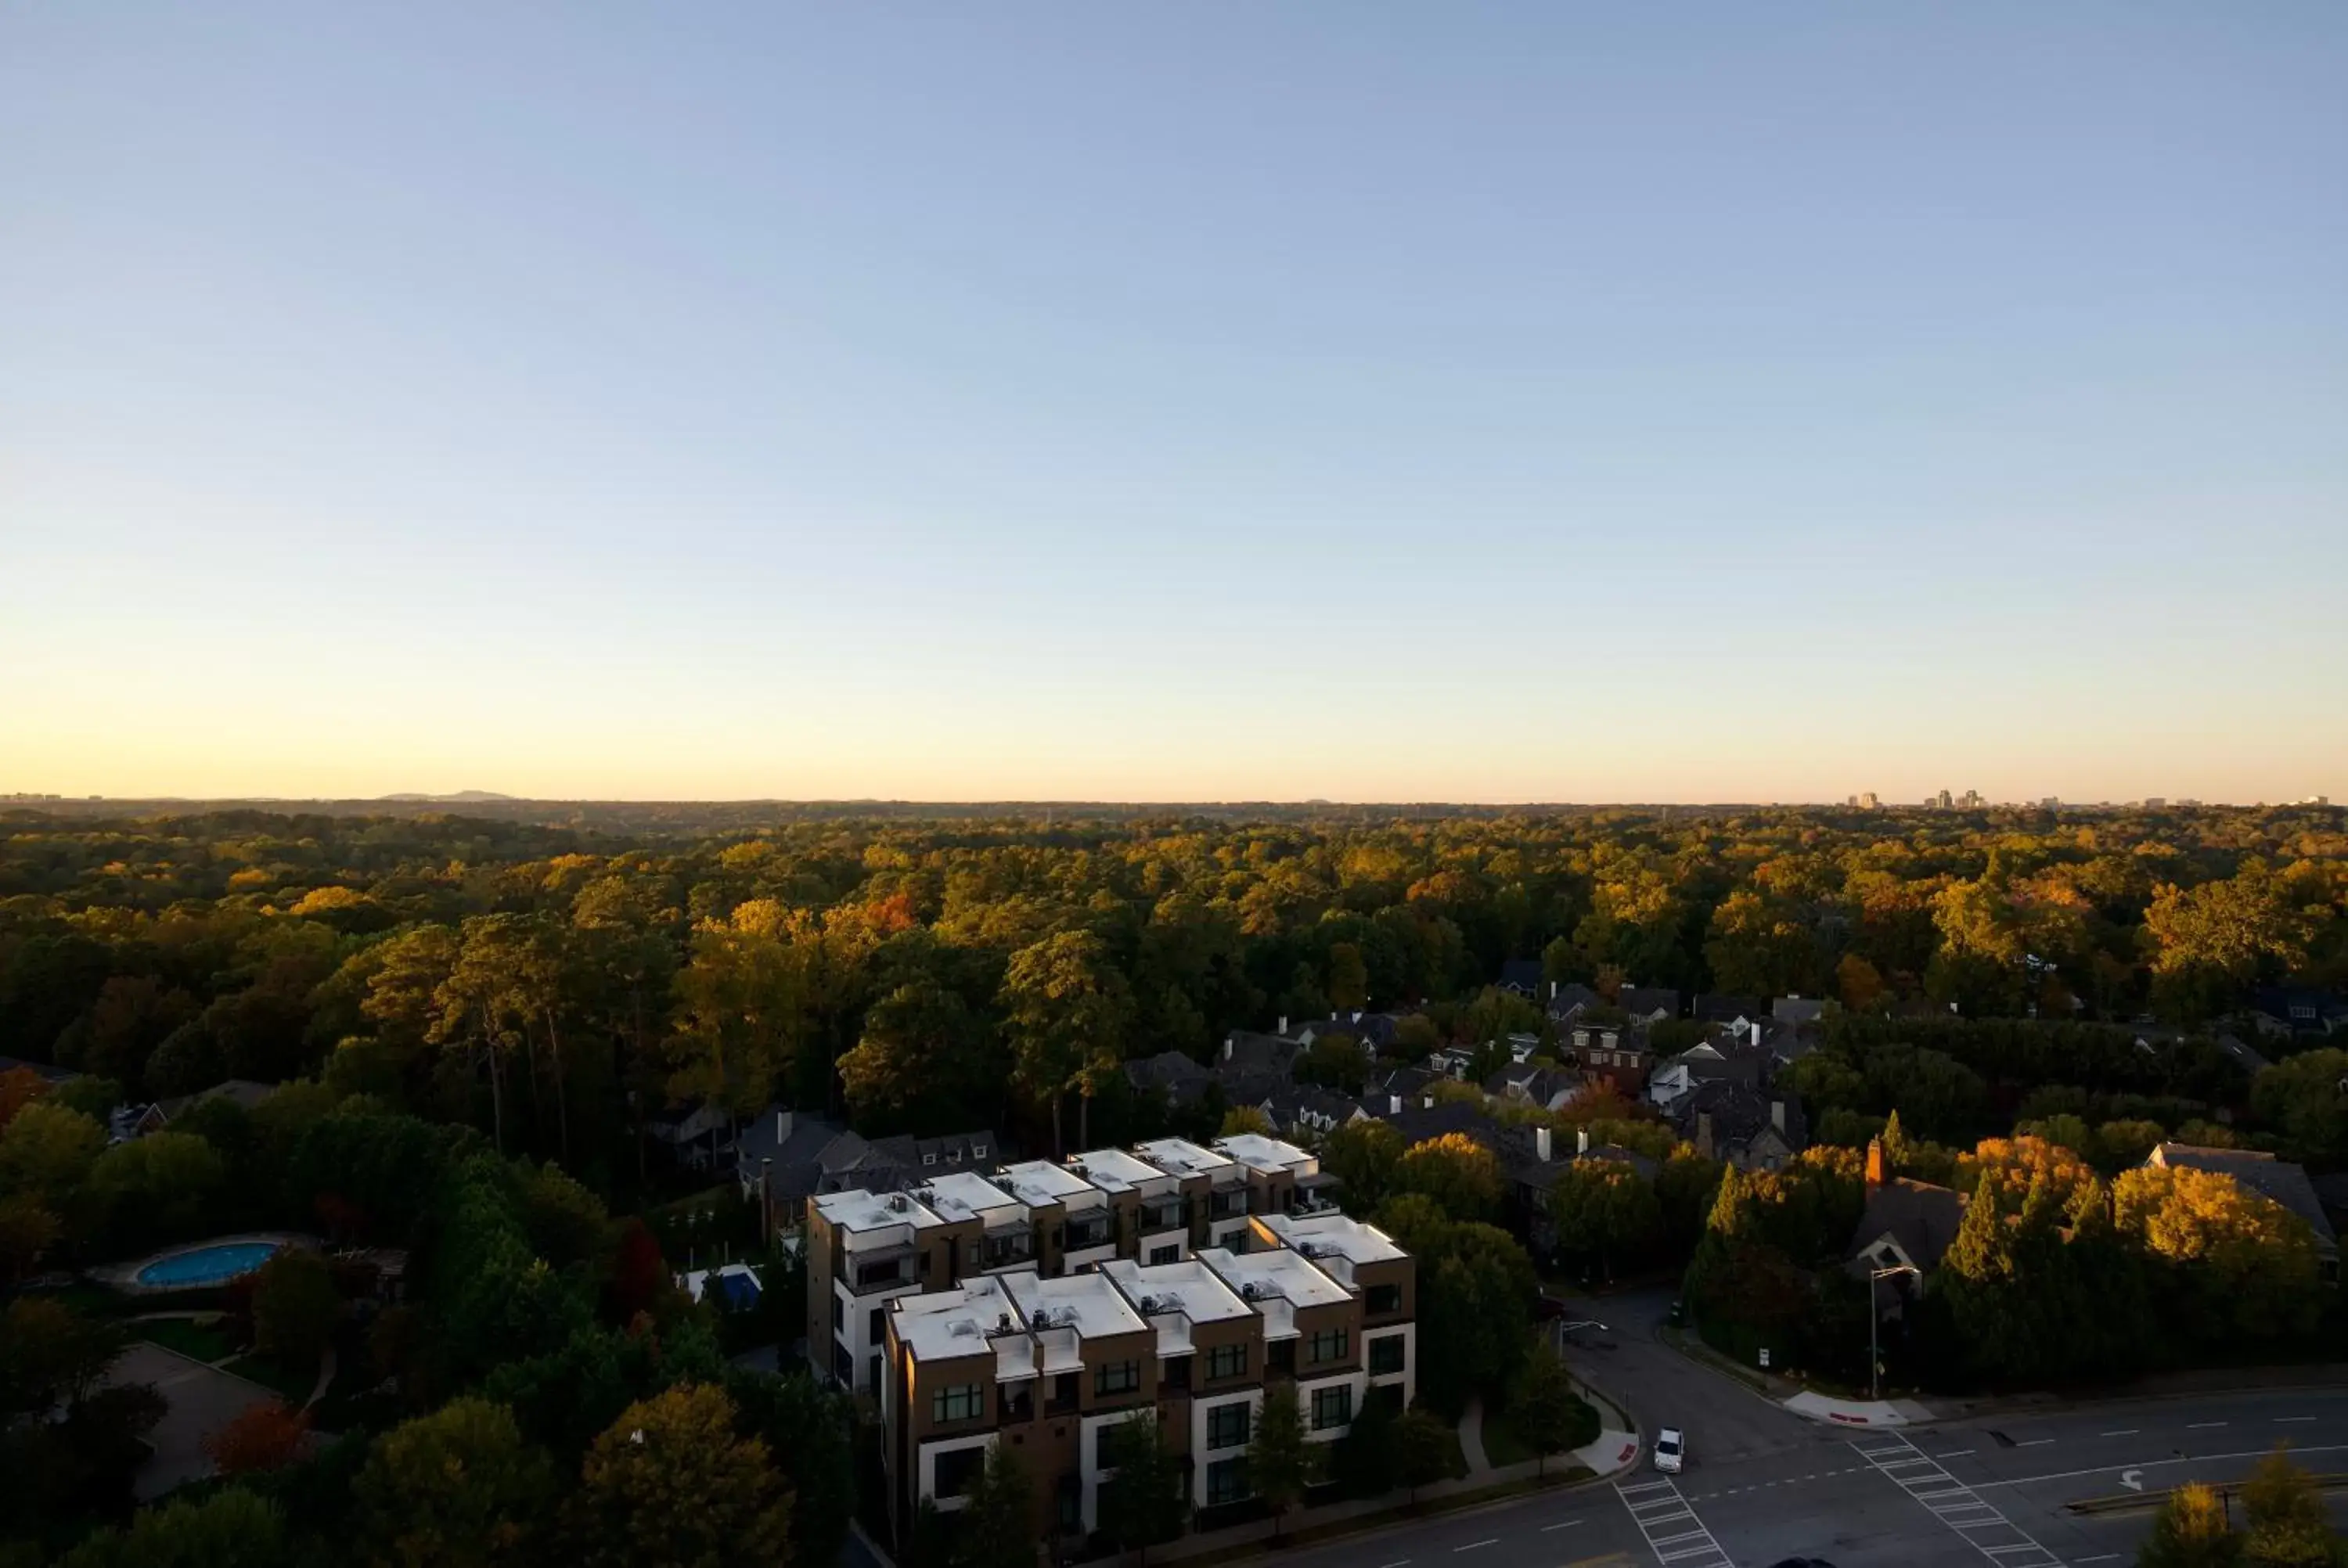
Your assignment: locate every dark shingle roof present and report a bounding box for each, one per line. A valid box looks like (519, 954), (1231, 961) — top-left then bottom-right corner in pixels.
(1849, 1178), (1968, 1271)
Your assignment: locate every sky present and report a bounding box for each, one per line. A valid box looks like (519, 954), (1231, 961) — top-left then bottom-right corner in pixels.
(3, 4), (2343, 806)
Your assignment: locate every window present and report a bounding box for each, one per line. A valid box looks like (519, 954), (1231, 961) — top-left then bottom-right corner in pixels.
(869, 1307), (885, 1344)
(973, 1144), (989, 1159)
(933, 1445), (983, 1498)
(1368, 1335), (1405, 1375)
(1206, 1401), (1251, 1451)
(924, 1152), (938, 1166)
(932, 1383), (985, 1423)
(1094, 1423), (1118, 1469)
(1311, 1385), (1352, 1431)
(1149, 1245), (1181, 1266)
(1161, 1355), (1190, 1392)
(946, 1148), (961, 1163)
(1049, 1372), (1079, 1412)
(1205, 1343), (1248, 1381)
(832, 1295), (845, 1331)
(1055, 1473), (1082, 1531)
(1002, 1381), (1035, 1422)
(1207, 1457), (1250, 1505)
(1095, 1360), (1140, 1397)
(1307, 1327), (1349, 1365)
(1365, 1283), (1402, 1316)
(1267, 1340), (1295, 1375)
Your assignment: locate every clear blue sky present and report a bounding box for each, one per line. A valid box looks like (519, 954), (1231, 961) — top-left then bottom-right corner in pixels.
(4, 4), (2343, 803)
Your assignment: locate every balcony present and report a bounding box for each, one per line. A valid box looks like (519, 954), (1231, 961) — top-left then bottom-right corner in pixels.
(980, 1231), (1036, 1270)
(1138, 1201), (1183, 1235)
(1064, 1217), (1113, 1252)
(1207, 1191), (1248, 1221)
(845, 1247), (917, 1294)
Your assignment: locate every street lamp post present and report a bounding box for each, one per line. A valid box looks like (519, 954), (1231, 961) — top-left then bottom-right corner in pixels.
(1867, 1264), (1921, 1402)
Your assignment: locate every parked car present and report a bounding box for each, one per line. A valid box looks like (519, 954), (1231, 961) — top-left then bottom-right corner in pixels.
(1654, 1426), (1685, 1473)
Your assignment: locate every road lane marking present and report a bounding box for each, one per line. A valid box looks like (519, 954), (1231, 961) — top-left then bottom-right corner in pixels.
(1968, 1444), (2348, 1490)
(1938, 1450), (1977, 1458)
(2188, 1422), (2226, 1430)
(2276, 1417), (2317, 1424)
(2076, 1556), (2121, 1563)
(2100, 1430), (2137, 1437)
(1543, 1520), (1586, 1532)
(1849, 1432), (2064, 1568)
(1453, 1541), (1497, 1553)
(1613, 1478), (1731, 1568)
(2016, 1439), (2054, 1448)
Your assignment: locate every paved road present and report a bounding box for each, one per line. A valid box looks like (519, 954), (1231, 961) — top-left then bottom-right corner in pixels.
(1269, 1289), (2347, 1568)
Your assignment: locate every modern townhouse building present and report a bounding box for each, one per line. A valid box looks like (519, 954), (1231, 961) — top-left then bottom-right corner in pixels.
(865, 1160), (1417, 1550)
(1251, 1210), (1416, 1411)
(1129, 1136), (1257, 1251)
(1068, 1145), (1191, 1264)
(996, 1159), (1120, 1274)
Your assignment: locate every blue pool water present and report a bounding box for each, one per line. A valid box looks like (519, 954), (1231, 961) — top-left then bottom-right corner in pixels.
(135, 1242), (282, 1288)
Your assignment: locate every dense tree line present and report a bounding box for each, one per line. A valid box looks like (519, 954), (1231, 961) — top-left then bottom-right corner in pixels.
(2, 804), (2343, 1181)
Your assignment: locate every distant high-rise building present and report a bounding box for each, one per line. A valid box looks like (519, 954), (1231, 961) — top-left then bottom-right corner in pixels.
(1846, 794), (1858, 807)
(1935, 789), (1954, 810)
(2143, 797), (2166, 810)
(1859, 791), (1879, 810)
(2041, 797), (2060, 809)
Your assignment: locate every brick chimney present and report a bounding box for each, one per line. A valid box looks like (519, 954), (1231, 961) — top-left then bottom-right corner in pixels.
(1864, 1136), (1886, 1192)
(1695, 1112), (1715, 1160)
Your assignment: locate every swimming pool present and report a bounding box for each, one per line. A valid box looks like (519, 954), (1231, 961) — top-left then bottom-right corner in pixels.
(135, 1242), (283, 1288)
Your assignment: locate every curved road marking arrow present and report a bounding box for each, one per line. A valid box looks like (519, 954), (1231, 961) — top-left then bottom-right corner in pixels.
(2121, 1470), (2145, 1492)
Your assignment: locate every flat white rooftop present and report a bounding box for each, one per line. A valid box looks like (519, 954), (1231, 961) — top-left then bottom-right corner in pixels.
(1256, 1210), (1406, 1265)
(1197, 1244), (1352, 1312)
(812, 1188), (944, 1233)
(1215, 1132), (1317, 1176)
(891, 1274), (1021, 1363)
(1100, 1257), (1253, 1324)
(996, 1160), (1106, 1210)
(916, 1171), (1025, 1226)
(1134, 1137), (1239, 1180)
(1068, 1147), (1174, 1194)
(997, 1267), (1149, 1342)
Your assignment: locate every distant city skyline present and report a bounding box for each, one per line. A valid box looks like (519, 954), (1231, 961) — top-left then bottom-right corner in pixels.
(3, 5), (2342, 804)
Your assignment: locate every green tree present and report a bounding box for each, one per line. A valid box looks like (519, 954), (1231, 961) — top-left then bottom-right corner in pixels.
(571, 1383), (793, 1568)
(1391, 1133), (1502, 1223)
(1219, 1106), (1274, 1138)
(1547, 1158), (1662, 1280)
(722, 1368), (855, 1568)
(1507, 1343), (1595, 1476)
(1327, 943), (1370, 1013)
(837, 978), (1003, 1138)
(2239, 1447), (2345, 1568)
(59, 1486), (290, 1568)
(355, 1397), (558, 1567)
(956, 1440), (1035, 1568)
(1001, 930), (1133, 1155)
(2139, 1483), (2242, 1568)
(1394, 1408), (1455, 1504)
(88, 1131), (227, 1249)
(1322, 1119), (1405, 1212)
(2249, 1049), (2348, 1163)
(1245, 1386), (1316, 1541)
(1098, 1413), (1187, 1563)
(2145, 864), (2315, 1023)
(250, 1247), (341, 1374)
(1331, 1392), (1399, 1498)
(0, 1101), (105, 1209)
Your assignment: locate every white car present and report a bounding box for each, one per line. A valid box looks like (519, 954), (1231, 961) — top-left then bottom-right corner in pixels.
(1653, 1427), (1685, 1473)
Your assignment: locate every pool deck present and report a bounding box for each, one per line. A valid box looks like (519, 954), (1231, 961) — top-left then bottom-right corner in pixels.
(90, 1232), (322, 1296)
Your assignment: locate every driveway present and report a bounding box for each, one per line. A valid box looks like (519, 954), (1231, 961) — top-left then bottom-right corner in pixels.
(106, 1341), (279, 1500)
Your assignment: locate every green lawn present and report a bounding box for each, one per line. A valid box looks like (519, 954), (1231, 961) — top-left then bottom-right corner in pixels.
(137, 1318), (235, 1364)
(221, 1354), (316, 1404)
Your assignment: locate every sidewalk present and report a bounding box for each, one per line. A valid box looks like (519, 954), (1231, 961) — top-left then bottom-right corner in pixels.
(1138, 1386), (1642, 1566)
